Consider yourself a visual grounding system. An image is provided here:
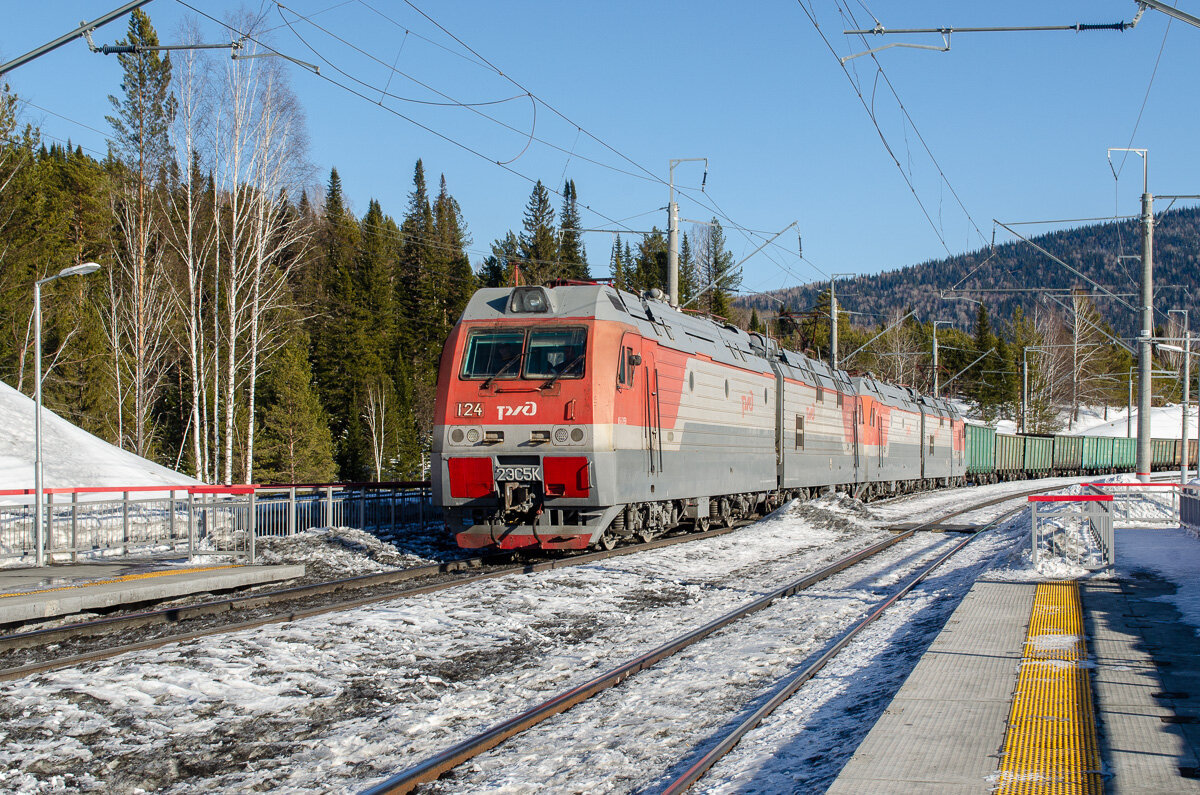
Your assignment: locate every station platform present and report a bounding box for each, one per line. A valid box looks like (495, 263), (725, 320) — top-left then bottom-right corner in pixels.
(829, 556), (1200, 792)
(0, 560), (305, 625)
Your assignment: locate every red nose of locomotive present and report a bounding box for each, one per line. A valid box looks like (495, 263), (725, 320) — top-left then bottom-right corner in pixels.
(433, 285), (603, 550)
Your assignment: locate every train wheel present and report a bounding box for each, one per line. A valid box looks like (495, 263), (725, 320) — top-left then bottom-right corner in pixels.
(597, 532), (618, 551)
(694, 516), (711, 532)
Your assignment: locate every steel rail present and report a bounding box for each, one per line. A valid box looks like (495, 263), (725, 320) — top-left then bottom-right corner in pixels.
(0, 476), (1132, 680)
(359, 530), (916, 795)
(658, 506), (1018, 794)
(360, 480), (1094, 794)
(0, 521), (758, 679)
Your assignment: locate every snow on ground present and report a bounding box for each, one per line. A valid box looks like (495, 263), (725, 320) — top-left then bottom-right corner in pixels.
(0, 476), (1175, 793)
(0, 379), (198, 494)
(952, 398), (1192, 439)
(0, 496), (899, 793)
(255, 528), (437, 581)
(685, 509), (1033, 794)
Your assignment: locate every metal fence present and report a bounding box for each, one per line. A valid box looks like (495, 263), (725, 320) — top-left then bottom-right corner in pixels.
(1028, 494), (1115, 570)
(0, 481), (438, 566)
(1082, 482), (1180, 527)
(1182, 484), (1200, 529)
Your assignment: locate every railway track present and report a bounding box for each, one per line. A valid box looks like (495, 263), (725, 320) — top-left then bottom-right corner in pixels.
(0, 478), (1090, 683)
(359, 494), (1031, 794)
(0, 518), (769, 680)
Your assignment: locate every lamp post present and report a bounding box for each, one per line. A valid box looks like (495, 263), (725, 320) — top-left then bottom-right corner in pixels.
(34, 262), (101, 566)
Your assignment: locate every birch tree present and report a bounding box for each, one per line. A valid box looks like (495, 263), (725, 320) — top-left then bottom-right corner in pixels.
(104, 10), (177, 457)
(163, 19), (216, 481)
(209, 35), (311, 483)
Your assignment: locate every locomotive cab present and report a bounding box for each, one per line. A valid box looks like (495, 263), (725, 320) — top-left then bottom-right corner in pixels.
(433, 285), (622, 550)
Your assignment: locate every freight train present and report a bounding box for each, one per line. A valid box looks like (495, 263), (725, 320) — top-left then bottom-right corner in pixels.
(431, 282), (1181, 551)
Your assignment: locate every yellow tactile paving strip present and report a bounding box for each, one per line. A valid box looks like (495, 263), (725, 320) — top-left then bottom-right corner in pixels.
(996, 580), (1103, 794)
(0, 566), (239, 599)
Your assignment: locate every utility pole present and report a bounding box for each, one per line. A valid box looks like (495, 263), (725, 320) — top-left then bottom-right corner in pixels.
(667, 158), (706, 307)
(1169, 310), (1191, 486)
(931, 320), (951, 396)
(1185, 327), (1191, 486)
(830, 273), (854, 369)
(1022, 349), (1029, 434)
(1110, 148), (1152, 482)
(1139, 185), (1154, 482)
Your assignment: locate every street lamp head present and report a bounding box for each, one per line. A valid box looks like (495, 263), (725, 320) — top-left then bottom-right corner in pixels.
(57, 262), (101, 279)
(38, 262), (101, 286)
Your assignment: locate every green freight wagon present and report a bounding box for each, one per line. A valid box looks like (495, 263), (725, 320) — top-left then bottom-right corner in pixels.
(996, 433), (1025, 474)
(1151, 438), (1178, 469)
(1083, 436), (1115, 472)
(1023, 435), (1053, 474)
(965, 422), (996, 478)
(1112, 437), (1136, 471)
(1053, 435), (1083, 474)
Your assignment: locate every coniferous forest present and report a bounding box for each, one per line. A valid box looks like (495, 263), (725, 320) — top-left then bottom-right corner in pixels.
(0, 11), (743, 485)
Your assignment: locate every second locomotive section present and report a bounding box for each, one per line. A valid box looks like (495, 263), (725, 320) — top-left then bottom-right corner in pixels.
(433, 283), (965, 551)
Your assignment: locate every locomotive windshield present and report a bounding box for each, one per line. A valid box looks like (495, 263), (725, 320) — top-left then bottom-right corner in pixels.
(523, 328), (587, 379)
(461, 329), (526, 380)
(460, 327), (587, 380)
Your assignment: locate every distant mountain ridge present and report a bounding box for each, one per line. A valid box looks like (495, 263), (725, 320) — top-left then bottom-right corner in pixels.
(738, 206), (1200, 334)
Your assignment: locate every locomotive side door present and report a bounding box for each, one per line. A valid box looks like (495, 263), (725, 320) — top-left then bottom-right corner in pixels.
(617, 333), (654, 476)
(919, 405), (928, 479)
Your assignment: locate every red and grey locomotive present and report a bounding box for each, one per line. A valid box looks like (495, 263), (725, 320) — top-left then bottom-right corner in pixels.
(432, 282), (966, 551)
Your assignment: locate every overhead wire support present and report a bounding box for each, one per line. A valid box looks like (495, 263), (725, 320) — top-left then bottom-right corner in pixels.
(844, 22), (1139, 36)
(841, 7), (1144, 62)
(0, 0), (155, 76)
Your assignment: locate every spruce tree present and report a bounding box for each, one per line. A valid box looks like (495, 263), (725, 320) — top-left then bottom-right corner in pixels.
(309, 167), (362, 478)
(749, 308), (764, 333)
(557, 179), (588, 280)
(256, 335), (336, 484)
(480, 232), (518, 287)
(696, 219), (738, 318)
(678, 232), (697, 307)
(631, 228), (667, 294)
(609, 235), (626, 290)
(518, 180), (557, 284)
(433, 174), (475, 330)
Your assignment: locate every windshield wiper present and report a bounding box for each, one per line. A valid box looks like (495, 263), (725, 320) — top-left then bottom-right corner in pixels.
(481, 353), (522, 389)
(540, 353), (586, 390)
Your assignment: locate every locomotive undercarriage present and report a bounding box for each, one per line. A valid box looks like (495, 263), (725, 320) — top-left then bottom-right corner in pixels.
(453, 475), (970, 551)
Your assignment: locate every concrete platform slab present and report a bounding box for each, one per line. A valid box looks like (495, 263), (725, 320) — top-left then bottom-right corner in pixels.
(828, 579), (1032, 794)
(0, 562), (305, 624)
(1084, 578), (1200, 791)
(829, 565), (1200, 794)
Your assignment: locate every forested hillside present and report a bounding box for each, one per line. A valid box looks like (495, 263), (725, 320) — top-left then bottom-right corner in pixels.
(739, 207), (1200, 335)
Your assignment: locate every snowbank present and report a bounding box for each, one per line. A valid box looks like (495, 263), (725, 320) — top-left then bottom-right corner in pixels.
(0, 379), (198, 491)
(255, 527), (436, 581)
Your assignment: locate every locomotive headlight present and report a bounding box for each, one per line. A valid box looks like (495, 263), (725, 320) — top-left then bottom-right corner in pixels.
(466, 428), (481, 444)
(450, 428), (465, 444)
(570, 427), (585, 443)
(553, 427), (570, 444)
(508, 286), (553, 313)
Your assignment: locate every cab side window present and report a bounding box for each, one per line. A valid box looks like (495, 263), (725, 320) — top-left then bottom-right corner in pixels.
(617, 345), (636, 389)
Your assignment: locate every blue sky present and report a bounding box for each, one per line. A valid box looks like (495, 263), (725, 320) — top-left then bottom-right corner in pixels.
(3, 1), (1197, 302)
